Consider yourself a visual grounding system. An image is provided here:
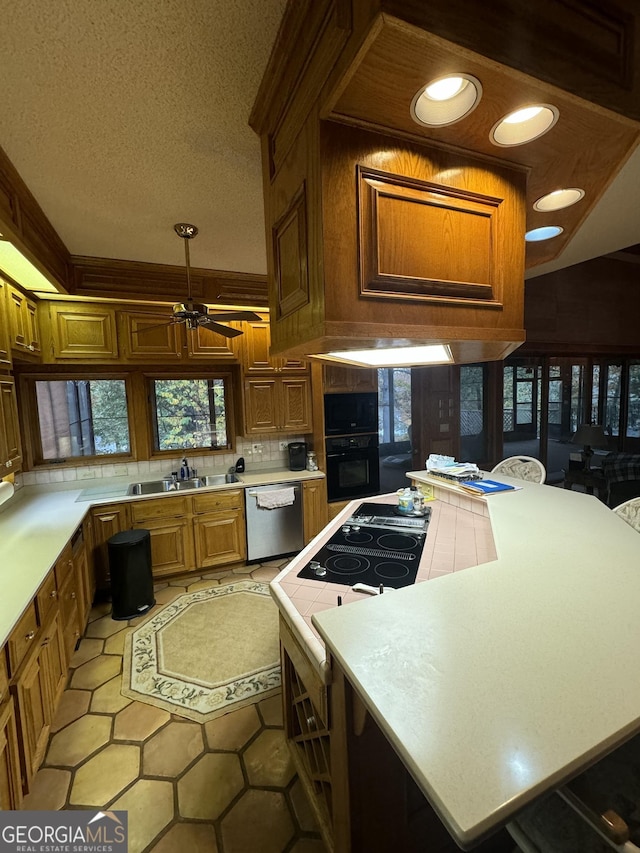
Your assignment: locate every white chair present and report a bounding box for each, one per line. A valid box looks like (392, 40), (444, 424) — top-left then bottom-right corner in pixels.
(491, 455), (546, 484)
(613, 496), (640, 533)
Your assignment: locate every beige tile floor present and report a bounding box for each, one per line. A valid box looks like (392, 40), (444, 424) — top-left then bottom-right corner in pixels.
(23, 560), (327, 853)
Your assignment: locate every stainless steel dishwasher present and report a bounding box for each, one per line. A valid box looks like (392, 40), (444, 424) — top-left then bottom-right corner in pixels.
(245, 482), (304, 561)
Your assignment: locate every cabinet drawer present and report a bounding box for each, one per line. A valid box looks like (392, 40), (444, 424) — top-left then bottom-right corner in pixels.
(130, 496), (189, 522)
(192, 489), (244, 514)
(36, 571), (58, 625)
(6, 603), (38, 677)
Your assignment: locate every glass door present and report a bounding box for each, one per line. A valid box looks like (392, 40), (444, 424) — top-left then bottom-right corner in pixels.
(378, 367), (412, 493)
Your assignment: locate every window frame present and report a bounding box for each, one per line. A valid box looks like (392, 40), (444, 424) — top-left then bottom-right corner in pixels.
(144, 369), (237, 458)
(19, 371), (137, 468)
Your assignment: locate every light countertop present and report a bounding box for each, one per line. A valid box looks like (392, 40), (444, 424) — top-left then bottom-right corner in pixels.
(0, 468), (323, 648)
(270, 488), (496, 682)
(311, 475), (640, 847)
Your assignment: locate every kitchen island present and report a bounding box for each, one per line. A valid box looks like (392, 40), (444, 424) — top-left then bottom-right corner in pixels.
(272, 475), (640, 851)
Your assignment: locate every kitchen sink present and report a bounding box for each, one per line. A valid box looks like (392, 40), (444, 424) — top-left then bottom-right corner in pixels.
(199, 474), (242, 486)
(127, 480), (175, 496)
(127, 473), (242, 496)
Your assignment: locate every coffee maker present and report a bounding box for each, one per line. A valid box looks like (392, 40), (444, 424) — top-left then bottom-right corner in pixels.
(287, 442), (308, 471)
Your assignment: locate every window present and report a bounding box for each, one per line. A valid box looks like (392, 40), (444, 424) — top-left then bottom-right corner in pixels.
(378, 368), (411, 444)
(34, 378), (130, 460)
(150, 376), (232, 451)
(459, 365), (485, 461)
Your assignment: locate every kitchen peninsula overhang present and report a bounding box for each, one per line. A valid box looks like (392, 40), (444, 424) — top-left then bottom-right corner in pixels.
(250, 0), (640, 365)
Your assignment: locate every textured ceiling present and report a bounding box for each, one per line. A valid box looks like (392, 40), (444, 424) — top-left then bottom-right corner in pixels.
(0, 0), (638, 281)
(0, 0), (287, 274)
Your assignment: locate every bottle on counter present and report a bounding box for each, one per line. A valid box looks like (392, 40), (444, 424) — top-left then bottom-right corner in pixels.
(306, 451), (318, 471)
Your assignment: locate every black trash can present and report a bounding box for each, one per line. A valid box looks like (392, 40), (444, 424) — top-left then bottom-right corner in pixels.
(108, 529), (155, 620)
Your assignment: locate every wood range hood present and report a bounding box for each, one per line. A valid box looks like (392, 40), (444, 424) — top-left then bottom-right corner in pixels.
(251, 0), (640, 366)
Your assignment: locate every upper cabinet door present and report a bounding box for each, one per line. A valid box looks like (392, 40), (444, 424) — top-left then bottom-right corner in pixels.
(120, 311), (184, 360)
(242, 317), (308, 374)
(0, 280), (12, 368)
(7, 287), (40, 360)
(47, 304), (118, 361)
(186, 321), (241, 360)
(0, 377), (23, 472)
(242, 318), (273, 373)
(323, 365), (378, 394)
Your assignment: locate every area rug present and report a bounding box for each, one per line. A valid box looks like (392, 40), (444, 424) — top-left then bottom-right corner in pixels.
(121, 581), (281, 722)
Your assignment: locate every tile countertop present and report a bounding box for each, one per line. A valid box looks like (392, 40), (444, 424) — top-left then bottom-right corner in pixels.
(311, 474), (640, 849)
(270, 487), (496, 683)
(0, 468), (324, 648)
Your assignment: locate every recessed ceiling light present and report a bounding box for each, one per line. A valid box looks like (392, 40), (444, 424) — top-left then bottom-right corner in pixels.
(321, 344), (453, 367)
(491, 104), (559, 147)
(411, 74), (482, 128)
(525, 226), (564, 243)
(533, 188), (585, 212)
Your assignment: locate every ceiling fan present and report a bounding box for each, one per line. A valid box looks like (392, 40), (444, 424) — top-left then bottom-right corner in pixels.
(137, 223), (262, 338)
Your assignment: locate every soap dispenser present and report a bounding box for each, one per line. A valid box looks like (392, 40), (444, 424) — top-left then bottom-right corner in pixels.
(235, 457), (245, 473)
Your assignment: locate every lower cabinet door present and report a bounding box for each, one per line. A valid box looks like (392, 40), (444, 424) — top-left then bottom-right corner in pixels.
(193, 511), (246, 568)
(12, 610), (66, 793)
(0, 697), (23, 809)
(133, 517), (194, 578)
(12, 648), (49, 791)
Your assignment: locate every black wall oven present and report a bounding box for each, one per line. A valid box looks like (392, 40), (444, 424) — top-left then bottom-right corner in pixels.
(325, 434), (380, 502)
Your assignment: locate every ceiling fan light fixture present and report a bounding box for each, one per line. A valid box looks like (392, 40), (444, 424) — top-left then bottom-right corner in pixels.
(131, 225), (262, 339)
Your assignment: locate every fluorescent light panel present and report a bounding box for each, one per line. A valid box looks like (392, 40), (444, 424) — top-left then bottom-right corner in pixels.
(324, 344), (453, 367)
(0, 240), (59, 292)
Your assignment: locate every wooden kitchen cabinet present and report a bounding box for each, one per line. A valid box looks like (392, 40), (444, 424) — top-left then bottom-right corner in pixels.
(73, 524), (94, 631)
(51, 541), (81, 662)
(119, 310), (184, 361)
(0, 376), (23, 472)
(302, 479), (327, 545)
(131, 496), (195, 578)
(186, 321), (241, 360)
(243, 376), (312, 435)
(192, 489), (246, 569)
(11, 607), (66, 792)
(43, 302), (118, 361)
(7, 286), (40, 358)
(0, 280), (13, 369)
(0, 697), (22, 809)
(242, 317), (308, 374)
(88, 502), (131, 591)
(323, 365), (378, 394)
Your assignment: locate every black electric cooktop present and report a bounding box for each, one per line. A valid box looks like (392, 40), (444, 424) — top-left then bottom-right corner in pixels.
(297, 502), (431, 589)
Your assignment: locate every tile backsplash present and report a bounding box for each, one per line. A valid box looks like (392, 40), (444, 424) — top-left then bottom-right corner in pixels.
(18, 435), (310, 486)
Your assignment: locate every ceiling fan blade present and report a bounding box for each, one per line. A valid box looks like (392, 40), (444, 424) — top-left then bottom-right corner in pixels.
(208, 311), (263, 322)
(132, 318), (181, 334)
(197, 318), (243, 338)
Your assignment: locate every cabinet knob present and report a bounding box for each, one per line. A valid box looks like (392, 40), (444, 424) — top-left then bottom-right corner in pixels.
(25, 630), (35, 641)
(50, 590), (57, 599)
(70, 592), (76, 599)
